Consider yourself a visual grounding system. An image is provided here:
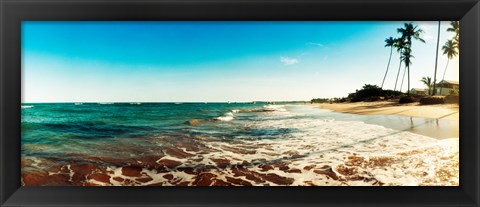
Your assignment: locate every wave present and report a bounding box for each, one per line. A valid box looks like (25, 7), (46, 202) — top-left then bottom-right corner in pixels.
(186, 111), (235, 125)
(201, 105), (289, 123)
(263, 104), (286, 112)
(21, 131), (459, 186)
(21, 105), (34, 109)
(230, 105), (288, 114)
(213, 112), (234, 121)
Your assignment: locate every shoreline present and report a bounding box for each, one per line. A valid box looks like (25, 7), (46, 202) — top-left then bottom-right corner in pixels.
(314, 101), (459, 140)
(315, 101), (459, 121)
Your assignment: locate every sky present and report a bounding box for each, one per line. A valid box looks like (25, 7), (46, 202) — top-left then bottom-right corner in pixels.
(22, 21), (459, 103)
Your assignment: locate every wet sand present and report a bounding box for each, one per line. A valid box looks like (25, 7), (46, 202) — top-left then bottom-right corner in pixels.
(316, 101), (459, 120)
(316, 101), (459, 139)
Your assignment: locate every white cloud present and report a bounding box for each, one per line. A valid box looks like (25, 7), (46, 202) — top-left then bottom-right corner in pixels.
(280, 56), (299, 65)
(306, 42), (326, 48)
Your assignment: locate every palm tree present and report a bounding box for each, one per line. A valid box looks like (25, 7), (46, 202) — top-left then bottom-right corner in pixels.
(432, 21), (441, 95)
(399, 63), (407, 92)
(420, 76), (433, 95)
(397, 23), (425, 95)
(399, 48), (414, 93)
(381, 37), (396, 89)
(439, 39), (459, 94)
(447, 21), (459, 46)
(399, 61), (407, 92)
(393, 37), (406, 91)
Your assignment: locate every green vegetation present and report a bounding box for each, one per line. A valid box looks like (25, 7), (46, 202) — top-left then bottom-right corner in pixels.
(377, 21), (458, 104)
(399, 96), (417, 104)
(419, 96), (445, 105)
(433, 21), (459, 95)
(397, 23), (425, 95)
(385, 22), (425, 94)
(310, 97), (351, 103)
(393, 37), (406, 91)
(323, 22), (459, 105)
(348, 84), (402, 102)
(420, 76), (433, 95)
(447, 21), (459, 46)
(381, 37), (396, 89)
(310, 98), (330, 103)
(438, 22), (459, 95)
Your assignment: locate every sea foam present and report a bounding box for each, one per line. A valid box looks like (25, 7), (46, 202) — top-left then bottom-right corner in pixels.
(214, 112), (235, 121)
(20, 104), (458, 186)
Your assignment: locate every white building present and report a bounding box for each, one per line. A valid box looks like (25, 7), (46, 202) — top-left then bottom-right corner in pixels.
(435, 80), (459, 95)
(410, 88), (427, 95)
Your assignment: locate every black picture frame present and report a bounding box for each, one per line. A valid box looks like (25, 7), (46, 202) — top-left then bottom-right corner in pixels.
(1, 0), (479, 206)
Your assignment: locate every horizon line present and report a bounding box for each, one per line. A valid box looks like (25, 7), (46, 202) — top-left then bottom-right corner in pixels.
(21, 100), (313, 104)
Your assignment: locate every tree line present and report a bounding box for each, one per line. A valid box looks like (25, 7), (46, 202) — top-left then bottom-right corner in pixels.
(380, 21), (459, 96)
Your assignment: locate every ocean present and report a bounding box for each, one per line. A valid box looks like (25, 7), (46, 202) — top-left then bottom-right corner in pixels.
(21, 103), (459, 186)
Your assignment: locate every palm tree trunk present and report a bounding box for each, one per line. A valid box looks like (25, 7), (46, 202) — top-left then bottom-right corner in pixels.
(407, 66), (410, 95)
(432, 21), (441, 95)
(439, 59), (450, 95)
(381, 47), (393, 88)
(394, 59), (403, 91)
(400, 66), (407, 92)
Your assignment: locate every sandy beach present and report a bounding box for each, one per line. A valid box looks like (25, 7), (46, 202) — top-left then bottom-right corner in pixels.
(316, 101), (459, 121)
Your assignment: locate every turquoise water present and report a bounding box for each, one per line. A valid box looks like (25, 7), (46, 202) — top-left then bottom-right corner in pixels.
(21, 102), (458, 161)
(22, 103), (305, 160)
(21, 103), (459, 186)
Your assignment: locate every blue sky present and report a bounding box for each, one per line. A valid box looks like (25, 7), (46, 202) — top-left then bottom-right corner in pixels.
(22, 21), (458, 102)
